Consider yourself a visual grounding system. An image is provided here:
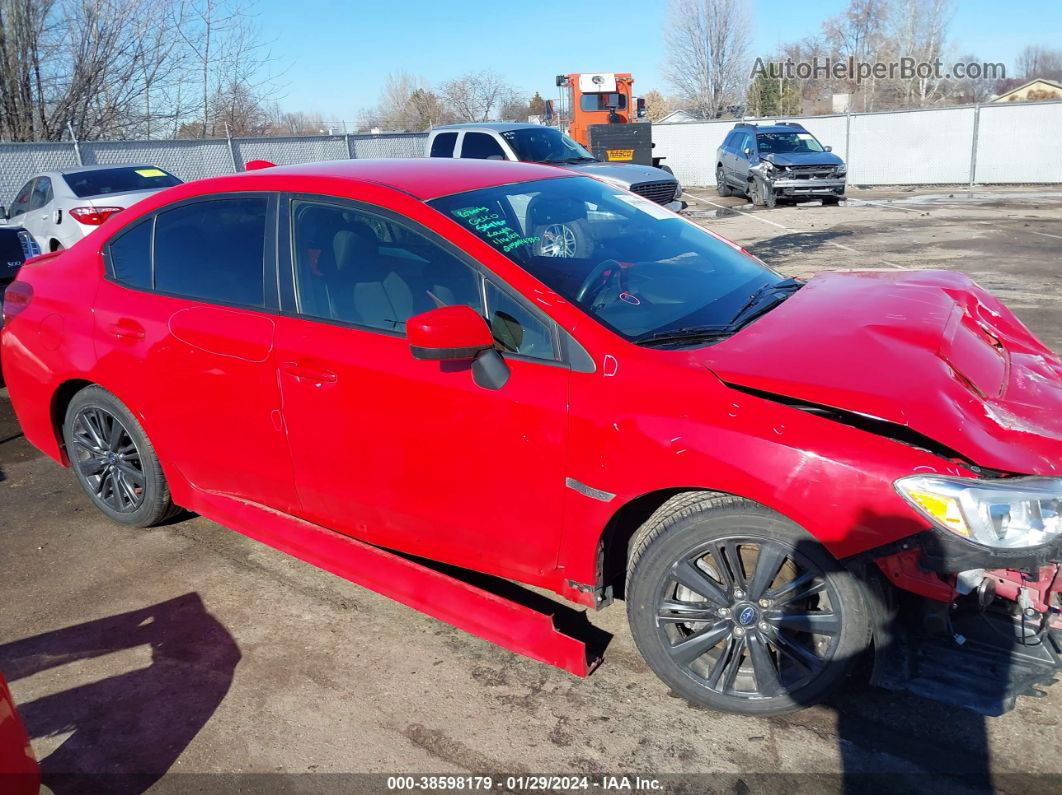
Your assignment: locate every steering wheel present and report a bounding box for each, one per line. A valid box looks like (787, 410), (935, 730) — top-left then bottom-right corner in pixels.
(575, 259), (628, 306)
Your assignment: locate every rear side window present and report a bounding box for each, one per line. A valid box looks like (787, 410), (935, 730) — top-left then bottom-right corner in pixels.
(154, 198), (267, 307)
(107, 220), (152, 289)
(460, 133), (506, 160)
(63, 167), (182, 199)
(29, 177), (52, 210)
(430, 132), (457, 157)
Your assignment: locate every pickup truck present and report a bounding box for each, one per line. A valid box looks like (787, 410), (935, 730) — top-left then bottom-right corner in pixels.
(426, 122), (684, 213)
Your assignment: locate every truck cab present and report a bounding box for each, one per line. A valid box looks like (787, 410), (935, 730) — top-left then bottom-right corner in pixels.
(425, 123), (683, 212)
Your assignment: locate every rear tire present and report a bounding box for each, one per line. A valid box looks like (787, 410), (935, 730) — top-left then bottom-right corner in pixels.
(62, 385), (180, 527)
(715, 166), (732, 197)
(626, 492), (870, 715)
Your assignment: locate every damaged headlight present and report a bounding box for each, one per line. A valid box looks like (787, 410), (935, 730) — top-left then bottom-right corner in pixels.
(835, 164), (847, 175)
(896, 475), (1062, 549)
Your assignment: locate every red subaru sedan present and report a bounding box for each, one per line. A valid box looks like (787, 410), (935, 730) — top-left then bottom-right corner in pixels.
(2, 159), (1060, 716)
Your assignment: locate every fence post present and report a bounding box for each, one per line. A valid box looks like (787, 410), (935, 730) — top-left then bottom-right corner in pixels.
(66, 122), (84, 166)
(225, 124), (240, 173)
(345, 134), (356, 160)
(844, 109), (851, 173)
(968, 104), (981, 188)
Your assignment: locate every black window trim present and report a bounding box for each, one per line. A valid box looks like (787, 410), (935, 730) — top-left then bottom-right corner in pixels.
(102, 191), (279, 314)
(279, 192), (569, 366)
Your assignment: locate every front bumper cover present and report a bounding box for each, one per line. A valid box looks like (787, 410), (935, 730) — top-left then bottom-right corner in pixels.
(768, 176), (847, 194)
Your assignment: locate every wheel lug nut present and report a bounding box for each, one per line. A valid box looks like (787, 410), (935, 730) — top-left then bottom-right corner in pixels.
(758, 599), (771, 608)
(733, 589), (745, 599)
(732, 626), (745, 637)
(758, 622), (769, 631)
(717, 607), (730, 617)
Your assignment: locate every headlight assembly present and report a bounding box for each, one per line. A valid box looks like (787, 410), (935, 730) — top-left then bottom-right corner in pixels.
(895, 475), (1062, 549)
(836, 164), (848, 175)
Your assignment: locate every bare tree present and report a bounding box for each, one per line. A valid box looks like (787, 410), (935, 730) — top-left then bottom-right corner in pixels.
(889, 0), (953, 107)
(1016, 45), (1062, 81)
(438, 70), (521, 122)
(821, 0), (891, 111)
(641, 89), (681, 121)
(663, 0), (751, 119)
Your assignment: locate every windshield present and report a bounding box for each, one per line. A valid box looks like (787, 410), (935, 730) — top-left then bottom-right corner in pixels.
(63, 167), (182, 199)
(757, 132), (825, 154)
(429, 177), (782, 344)
(500, 128), (595, 164)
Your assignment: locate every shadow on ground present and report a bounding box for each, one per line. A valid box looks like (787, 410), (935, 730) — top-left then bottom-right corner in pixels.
(0, 593), (240, 795)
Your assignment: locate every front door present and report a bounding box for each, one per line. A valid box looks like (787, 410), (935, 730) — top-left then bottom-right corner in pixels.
(273, 196), (570, 580)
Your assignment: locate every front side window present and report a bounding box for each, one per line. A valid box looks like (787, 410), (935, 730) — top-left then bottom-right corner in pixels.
(459, 133), (506, 160)
(291, 200), (482, 332)
(154, 197), (267, 306)
(430, 132), (457, 157)
(757, 131), (825, 154)
(429, 177), (780, 345)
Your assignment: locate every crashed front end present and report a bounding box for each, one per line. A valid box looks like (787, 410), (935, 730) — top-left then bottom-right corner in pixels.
(702, 269), (1062, 714)
(752, 158), (847, 198)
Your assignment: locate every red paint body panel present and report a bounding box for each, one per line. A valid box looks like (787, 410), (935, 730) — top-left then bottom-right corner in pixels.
(0, 674), (39, 795)
(2, 159), (1061, 673)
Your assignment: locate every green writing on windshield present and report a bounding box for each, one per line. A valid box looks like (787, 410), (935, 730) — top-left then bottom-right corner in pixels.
(452, 205), (539, 253)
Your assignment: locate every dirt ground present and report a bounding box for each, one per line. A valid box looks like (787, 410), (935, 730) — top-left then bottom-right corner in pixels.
(1, 186), (1060, 794)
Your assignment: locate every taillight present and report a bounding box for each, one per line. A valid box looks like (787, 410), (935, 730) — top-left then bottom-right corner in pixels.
(69, 206), (123, 225)
(2, 281), (33, 325)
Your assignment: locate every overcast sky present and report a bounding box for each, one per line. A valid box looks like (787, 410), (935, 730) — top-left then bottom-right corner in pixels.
(254, 0), (1062, 119)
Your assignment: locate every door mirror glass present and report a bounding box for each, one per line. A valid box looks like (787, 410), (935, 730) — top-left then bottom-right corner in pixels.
(407, 305), (494, 361)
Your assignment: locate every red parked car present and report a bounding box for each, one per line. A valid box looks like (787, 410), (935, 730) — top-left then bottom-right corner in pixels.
(2, 159), (1060, 716)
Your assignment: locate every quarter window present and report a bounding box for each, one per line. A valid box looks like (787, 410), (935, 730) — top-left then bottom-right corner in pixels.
(153, 197), (267, 307)
(485, 281), (554, 360)
(107, 220), (152, 289)
(291, 200), (482, 332)
(29, 177), (52, 210)
(460, 133), (506, 160)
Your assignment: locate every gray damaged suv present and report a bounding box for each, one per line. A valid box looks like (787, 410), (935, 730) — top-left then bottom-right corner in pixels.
(716, 122), (846, 208)
(427, 123), (684, 213)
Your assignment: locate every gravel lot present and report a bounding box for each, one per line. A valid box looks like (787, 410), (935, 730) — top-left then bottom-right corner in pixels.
(1, 186), (1060, 794)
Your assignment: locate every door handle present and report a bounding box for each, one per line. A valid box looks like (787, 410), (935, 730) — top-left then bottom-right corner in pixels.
(109, 319), (145, 340)
(280, 362), (337, 384)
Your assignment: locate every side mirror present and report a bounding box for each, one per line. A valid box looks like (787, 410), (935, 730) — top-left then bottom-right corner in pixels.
(743, 147), (753, 158)
(408, 306), (494, 361)
(824, 145), (833, 152)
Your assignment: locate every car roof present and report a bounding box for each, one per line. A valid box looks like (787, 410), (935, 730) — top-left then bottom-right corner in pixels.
(235, 158), (572, 200)
(432, 122), (544, 133)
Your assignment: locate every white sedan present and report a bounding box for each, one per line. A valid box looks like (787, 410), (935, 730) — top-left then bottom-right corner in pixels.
(1, 165), (182, 251)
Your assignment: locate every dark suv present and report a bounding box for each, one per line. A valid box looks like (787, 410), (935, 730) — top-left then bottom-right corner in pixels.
(716, 122), (846, 208)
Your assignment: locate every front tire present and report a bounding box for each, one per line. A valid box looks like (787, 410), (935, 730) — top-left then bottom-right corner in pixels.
(63, 385), (179, 527)
(626, 493), (870, 716)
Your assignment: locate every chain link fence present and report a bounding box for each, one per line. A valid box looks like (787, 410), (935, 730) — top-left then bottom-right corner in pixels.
(651, 99), (1062, 188)
(0, 133), (428, 204)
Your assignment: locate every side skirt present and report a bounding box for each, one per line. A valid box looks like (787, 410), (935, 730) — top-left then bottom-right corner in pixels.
(187, 488), (598, 677)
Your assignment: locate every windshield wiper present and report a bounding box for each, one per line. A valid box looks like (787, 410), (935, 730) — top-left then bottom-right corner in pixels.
(636, 325), (735, 348)
(727, 277), (803, 329)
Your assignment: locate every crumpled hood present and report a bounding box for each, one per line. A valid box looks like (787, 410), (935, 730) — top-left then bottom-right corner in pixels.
(565, 161), (678, 187)
(698, 270), (1062, 475)
(763, 151), (845, 168)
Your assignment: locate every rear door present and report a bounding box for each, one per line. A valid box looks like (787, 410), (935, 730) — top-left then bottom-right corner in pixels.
(92, 193), (299, 512)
